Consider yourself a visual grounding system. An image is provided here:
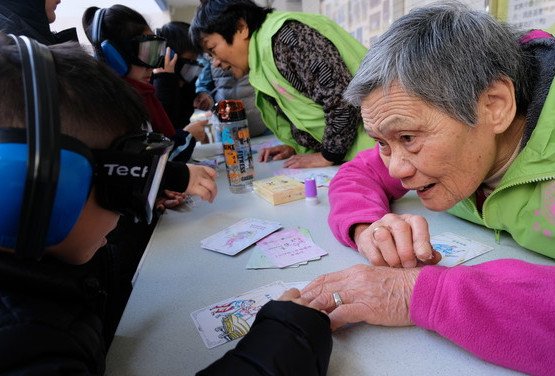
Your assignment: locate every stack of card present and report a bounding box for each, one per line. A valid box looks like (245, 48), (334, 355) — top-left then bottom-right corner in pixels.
(200, 218), (282, 256)
(253, 175), (305, 205)
(246, 227), (327, 269)
(191, 281), (308, 348)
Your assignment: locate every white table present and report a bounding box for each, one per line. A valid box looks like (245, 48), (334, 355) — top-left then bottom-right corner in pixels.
(105, 140), (554, 376)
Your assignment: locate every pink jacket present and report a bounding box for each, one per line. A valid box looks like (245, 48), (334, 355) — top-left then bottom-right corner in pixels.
(329, 147), (555, 375)
(413, 260), (555, 375)
(328, 146), (406, 249)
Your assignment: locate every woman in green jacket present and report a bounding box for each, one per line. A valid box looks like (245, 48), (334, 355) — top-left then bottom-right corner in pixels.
(190, 0), (374, 168)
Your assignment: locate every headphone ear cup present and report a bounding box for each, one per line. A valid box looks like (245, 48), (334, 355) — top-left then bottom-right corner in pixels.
(47, 149), (94, 246)
(0, 144), (93, 249)
(100, 40), (129, 77)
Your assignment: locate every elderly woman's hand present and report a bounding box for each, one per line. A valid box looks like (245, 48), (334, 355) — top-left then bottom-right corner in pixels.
(353, 213), (441, 268)
(283, 152), (334, 169)
(258, 145), (295, 162)
(185, 164), (218, 203)
(301, 264), (420, 330)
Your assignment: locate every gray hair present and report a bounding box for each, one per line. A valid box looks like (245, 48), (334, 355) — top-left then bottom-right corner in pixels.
(344, 1), (528, 126)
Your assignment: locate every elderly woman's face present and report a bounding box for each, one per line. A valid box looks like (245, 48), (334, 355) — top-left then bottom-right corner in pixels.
(201, 20), (250, 79)
(361, 84), (499, 211)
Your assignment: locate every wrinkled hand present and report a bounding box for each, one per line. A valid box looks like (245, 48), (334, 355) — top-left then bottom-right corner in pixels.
(353, 213), (441, 268)
(301, 264), (420, 330)
(185, 164), (217, 202)
(283, 152), (334, 169)
(278, 288), (309, 306)
(156, 189), (189, 211)
(258, 145), (295, 163)
(153, 47), (177, 74)
(193, 92), (214, 110)
(184, 120), (209, 143)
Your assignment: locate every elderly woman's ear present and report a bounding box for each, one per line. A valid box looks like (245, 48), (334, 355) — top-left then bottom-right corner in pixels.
(480, 77), (518, 135)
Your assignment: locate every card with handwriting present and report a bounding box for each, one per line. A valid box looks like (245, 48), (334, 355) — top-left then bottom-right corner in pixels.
(432, 232), (493, 267)
(257, 228), (328, 268)
(246, 227), (316, 269)
(200, 218), (282, 255)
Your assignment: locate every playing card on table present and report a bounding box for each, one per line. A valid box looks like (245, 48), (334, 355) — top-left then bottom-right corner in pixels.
(200, 218), (282, 256)
(432, 232), (494, 267)
(191, 281), (287, 348)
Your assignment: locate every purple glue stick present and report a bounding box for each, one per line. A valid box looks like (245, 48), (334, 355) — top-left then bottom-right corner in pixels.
(304, 178), (318, 205)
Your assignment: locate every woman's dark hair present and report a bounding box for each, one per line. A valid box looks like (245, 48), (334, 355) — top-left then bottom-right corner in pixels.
(156, 21), (200, 55)
(190, 0), (272, 51)
(82, 4), (150, 45)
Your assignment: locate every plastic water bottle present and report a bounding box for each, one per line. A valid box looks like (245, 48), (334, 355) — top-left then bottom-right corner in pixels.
(216, 100), (254, 193)
(210, 112), (222, 143)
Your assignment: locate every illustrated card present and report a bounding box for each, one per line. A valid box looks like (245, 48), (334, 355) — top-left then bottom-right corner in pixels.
(200, 218), (282, 256)
(191, 281), (287, 348)
(432, 232), (494, 267)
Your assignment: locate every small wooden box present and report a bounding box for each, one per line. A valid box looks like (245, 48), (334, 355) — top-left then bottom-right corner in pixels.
(253, 175), (305, 205)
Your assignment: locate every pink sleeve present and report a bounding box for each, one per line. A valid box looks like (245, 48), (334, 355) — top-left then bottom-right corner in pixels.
(411, 259), (555, 375)
(328, 146), (407, 249)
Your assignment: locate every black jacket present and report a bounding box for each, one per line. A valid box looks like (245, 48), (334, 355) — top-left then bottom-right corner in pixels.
(0, 250), (114, 375)
(0, 0), (77, 45)
(197, 300), (332, 375)
(152, 72), (197, 131)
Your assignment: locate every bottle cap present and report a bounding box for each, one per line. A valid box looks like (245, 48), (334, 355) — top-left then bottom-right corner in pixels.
(214, 99), (246, 122)
(304, 178), (317, 198)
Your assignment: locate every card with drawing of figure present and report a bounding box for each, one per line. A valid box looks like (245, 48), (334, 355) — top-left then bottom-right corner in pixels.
(191, 282), (287, 349)
(431, 232), (494, 267)
(200, 218), (282, 256)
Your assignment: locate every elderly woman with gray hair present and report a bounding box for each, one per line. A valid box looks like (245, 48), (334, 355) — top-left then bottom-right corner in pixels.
(298, 2), (555, 375)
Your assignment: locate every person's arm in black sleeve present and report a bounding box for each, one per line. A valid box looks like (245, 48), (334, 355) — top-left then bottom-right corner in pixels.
(273, 22), (359, 164)
(197, 301), (332, 376)
(160, 161), (190, 192)
(152, 72), (180, 130)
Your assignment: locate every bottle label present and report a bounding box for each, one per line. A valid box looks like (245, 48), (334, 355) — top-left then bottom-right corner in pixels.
(221, 121), (254, 191)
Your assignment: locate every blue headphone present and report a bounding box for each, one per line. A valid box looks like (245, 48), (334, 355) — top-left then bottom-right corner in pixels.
(91, 8), (129, 76)
(0, 35), (94, 260)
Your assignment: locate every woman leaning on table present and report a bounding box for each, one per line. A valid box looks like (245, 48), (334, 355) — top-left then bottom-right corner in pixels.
(190, 0), (374, 169)
(300, 3), (555, 376)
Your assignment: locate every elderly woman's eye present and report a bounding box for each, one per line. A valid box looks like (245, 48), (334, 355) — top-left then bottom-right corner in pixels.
(400, 135), (414, 143)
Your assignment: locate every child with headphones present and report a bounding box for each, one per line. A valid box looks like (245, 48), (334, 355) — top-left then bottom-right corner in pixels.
(0, 32), (173, 372)
(82, 4), (209, 162)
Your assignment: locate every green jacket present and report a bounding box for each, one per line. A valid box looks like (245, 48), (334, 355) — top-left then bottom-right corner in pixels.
(448, 76), (555, 258)
(248, 11), (374, 160)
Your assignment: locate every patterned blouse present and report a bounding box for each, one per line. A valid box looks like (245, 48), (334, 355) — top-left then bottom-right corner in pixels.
(271, 21), (361, 164)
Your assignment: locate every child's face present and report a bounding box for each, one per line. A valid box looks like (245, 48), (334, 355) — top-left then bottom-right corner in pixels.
(127, 64), (153, 83)
(46, 187), (119, 265)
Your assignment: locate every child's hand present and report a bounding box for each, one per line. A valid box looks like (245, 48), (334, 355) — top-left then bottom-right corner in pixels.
(155, 189), (188, 212)
(185, 164), (218, 203)
(184, 120), (209, 143)
(153, 47), (178, 74)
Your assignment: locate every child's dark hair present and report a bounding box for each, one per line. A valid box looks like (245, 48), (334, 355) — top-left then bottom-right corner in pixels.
(82, 4), (150, 45)
(190, 0), (272, 51)
(156, 21), (200, 55)
(0, 34), (147, 149)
